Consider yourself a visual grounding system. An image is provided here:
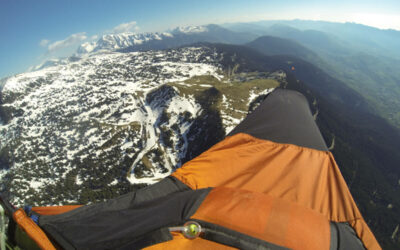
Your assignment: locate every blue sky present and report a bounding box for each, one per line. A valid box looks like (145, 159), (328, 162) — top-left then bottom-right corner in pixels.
(1, 0), (399, 79)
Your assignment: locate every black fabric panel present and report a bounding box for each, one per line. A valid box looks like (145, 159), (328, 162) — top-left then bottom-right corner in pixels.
(228, 88), (328, 151)
(39, 180), (208, 250)
(194, 220), (290, 250)
(40, 224), (74, 250)
(7, 219), (17, 246)
(39, 176), (190, 225)
(117, 227), (172, 250)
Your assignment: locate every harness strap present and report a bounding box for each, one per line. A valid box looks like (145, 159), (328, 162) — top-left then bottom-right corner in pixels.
(12, 209), (55, 250)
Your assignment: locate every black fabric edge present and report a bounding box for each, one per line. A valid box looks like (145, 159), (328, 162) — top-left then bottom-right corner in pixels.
(185, 188), (212, 219)
(226, 132), (329, 154)
(193, 219), (290, 250)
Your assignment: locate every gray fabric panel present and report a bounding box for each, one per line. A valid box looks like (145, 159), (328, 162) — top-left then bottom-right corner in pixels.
(331, 222), (365, 250)
(228, 88), (328, 151)
(330, 222), (338, 250)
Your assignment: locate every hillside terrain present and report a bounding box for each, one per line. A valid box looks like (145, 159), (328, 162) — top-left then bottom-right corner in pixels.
(1, 24), (399, 248)
(225, 20), (400, 128)
(0, 46), (279, 206)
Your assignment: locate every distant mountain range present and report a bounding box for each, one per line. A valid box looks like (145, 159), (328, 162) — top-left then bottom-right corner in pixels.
(224, 20), (400, 128)
(1, 22), (400, 248)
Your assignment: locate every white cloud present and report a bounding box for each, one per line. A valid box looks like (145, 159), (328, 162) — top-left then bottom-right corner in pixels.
(91, 35), (98, 40)
(112, 21), (139, 34)
(46, 32), (87, 53)
(39, 39), (50, 47)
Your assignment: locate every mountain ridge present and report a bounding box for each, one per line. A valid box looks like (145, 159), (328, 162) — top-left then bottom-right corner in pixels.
(77, 24), (256, 55)
(231, 21), (400, 128)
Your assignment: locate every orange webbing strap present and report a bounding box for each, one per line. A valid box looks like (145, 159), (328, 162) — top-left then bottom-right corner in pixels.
(32, 205), (82, 215)
(12, 208), (56, 250)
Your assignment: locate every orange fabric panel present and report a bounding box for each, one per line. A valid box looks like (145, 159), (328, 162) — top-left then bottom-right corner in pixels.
(144, 232), (236, 250)
(191, 187), (330, 250)
(32, 205), (82, 215)
(172, 133), (381, 250)
(13, 208), (56, 250)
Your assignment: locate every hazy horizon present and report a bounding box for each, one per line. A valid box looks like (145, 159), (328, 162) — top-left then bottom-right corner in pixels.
(1, 0), (399, 79)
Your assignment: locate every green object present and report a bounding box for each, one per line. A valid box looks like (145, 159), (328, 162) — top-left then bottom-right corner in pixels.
(183, 221), (202, 239)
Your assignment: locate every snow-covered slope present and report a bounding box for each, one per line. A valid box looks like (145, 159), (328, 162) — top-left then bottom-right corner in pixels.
(78, 32), (174, 54)
(0, 46), (281, 206)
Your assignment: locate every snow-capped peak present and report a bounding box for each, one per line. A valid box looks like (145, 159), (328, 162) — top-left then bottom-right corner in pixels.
(77, 26), (209, 55)
(77, 32), (174, 54)
(78, 41), (97, 54)
(173, 25), (208, 34)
